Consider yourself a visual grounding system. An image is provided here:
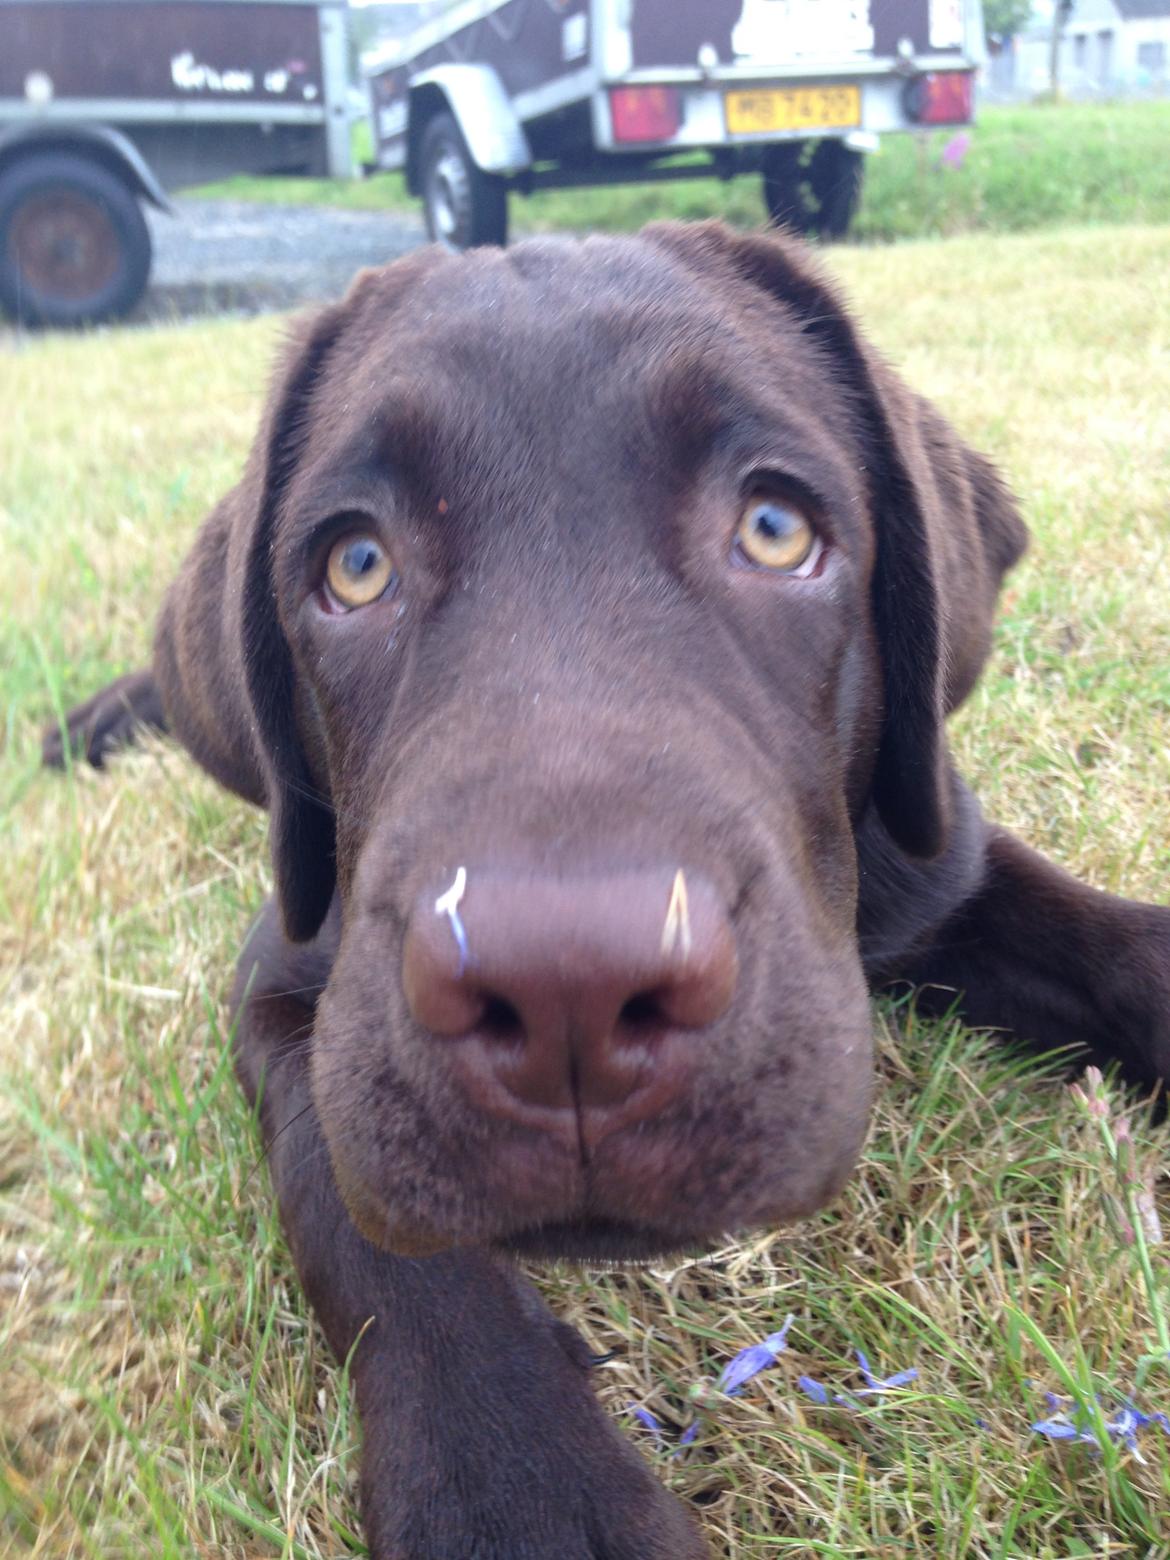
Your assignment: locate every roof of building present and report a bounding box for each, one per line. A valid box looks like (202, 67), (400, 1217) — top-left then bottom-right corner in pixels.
(1114, 0), (1170, 18)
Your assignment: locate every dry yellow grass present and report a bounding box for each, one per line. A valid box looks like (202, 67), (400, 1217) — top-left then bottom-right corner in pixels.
(2, 225), (1168, 1558)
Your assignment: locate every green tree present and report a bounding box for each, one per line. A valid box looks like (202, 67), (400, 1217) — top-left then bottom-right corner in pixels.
(983, 0), (1035, 38)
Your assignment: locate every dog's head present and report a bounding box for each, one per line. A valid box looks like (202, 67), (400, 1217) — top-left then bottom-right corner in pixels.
(235, 223), (1025, 1258)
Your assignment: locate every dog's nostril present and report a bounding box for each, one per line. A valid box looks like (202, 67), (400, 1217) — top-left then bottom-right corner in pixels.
(618, 990), (667, 1034)
(479, 994), (524, 1041)
(403, 867), (738, 1118)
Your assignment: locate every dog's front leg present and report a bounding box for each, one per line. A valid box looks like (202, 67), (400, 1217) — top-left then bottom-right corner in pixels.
(875, 822), (1170, 1084)
(231, 897), (707, 1560)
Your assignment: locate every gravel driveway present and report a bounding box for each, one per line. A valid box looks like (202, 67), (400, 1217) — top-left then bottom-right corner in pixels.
(140, 196), (428, 322)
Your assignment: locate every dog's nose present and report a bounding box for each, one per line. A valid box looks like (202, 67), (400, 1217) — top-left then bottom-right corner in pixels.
(402, 868), (737, 1139)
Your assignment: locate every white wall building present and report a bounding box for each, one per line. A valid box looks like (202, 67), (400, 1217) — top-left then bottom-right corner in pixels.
(1015, 0), (1170, 94)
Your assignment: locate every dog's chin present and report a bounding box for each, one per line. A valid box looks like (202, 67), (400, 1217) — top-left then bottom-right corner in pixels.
(343, 1177), (841, 1263)
(336, 1165), (709, 1262)
(497, 1217), (710, 1265)
(345, 1190), (706, 1263)
(336, 1151), (859, 1262)
(344, 1196), (461, 1258)
(327, 1161), (454, 1258)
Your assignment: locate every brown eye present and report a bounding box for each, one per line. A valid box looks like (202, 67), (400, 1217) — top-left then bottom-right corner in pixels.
(325, 533), (395, 608)
(735, 497), (820, 574)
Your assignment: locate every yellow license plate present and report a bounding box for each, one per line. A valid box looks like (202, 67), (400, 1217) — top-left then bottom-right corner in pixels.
(725, 85), (861, 135)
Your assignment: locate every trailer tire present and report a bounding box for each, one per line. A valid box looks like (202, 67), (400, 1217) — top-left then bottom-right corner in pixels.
(808, 140), (863, 241)
(761, 142), (811, 236)
(762, 139), (863, 242)
(419, 111), (507, 251)
(0, 152), (152, 327)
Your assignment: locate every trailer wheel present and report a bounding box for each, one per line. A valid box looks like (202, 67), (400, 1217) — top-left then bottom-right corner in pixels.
(761, 142), (811, 236)
(762, 140), (863, 242)
(419, 111), (507, 251)
(0, 152), (152, 327)
(807, 140), (863, 241)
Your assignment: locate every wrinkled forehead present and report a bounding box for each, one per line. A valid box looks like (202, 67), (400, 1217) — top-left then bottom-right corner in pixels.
(291, 236), (866, 522)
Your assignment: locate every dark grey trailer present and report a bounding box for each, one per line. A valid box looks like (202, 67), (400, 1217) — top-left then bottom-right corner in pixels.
(0, 0), (350, 324)
(367, 0), (985, 250)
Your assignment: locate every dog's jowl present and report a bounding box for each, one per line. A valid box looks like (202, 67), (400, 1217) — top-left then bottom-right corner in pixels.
(46, 223), (1170, 1559)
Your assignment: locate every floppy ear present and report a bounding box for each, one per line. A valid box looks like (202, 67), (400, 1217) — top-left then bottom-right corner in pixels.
(235, 254), (451, 942)
(239, 301), (350, 942)
(645, 221), (1026, 860)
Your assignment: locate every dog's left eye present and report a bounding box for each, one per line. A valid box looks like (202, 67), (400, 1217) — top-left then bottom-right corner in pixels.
(325, 533), (396, 608)
(735, 498), (821, 575)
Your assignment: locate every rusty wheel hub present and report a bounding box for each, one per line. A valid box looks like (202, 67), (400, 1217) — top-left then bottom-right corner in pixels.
(9, 189), (120, 301)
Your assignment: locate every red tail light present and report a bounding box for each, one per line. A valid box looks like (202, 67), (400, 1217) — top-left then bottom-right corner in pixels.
(609, 86), (681, 144)
(904, 71), (974, 125)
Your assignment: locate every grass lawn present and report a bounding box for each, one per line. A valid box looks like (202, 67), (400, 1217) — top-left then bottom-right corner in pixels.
(192, 98), (1170, 243)
(3, 224), (1170, 1556)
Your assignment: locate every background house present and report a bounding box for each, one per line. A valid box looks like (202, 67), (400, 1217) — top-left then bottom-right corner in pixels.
(1013, 0), (1170, 94)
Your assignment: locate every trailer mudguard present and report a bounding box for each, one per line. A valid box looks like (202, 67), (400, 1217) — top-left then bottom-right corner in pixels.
(409, 64), (531, 179)
(0, 121), (174, 211)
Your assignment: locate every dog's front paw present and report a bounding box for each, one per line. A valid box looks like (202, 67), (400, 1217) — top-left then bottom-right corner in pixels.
(42, 669), (166, 770)
(358, 1351), (709, 1560)
(362, 1453), (707, 1560)
(1090, 902), (1170, 1086)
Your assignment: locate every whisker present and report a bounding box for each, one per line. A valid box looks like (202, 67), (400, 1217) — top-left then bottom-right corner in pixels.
(278, 1139), (336, 1184)
(238, 1099), (317, 1197)
(260, 1036), (318, 1072)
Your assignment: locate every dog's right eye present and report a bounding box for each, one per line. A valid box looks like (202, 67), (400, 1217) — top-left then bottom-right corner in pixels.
(734, 497), (820, 575)
(324, 534), (396, 609)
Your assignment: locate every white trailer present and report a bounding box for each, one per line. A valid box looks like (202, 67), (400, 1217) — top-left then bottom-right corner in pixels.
(1, 0), (351, 325)
(367, 0), (985, 249)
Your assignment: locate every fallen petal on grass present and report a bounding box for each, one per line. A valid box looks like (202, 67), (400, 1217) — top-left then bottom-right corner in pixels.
(627, 1404), (665, 1446)
(797, 1376), (831, 1406)
(1030, 1394), (1170, 1463)
(854, 1349), (919, 1395)
(796, 1351), (919, 1413)
(718, 1314), (795, 1397)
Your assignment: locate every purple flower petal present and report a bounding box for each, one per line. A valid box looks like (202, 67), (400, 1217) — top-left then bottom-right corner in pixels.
(1030, 1387), (1170, 1461)
(628, 1404), (664, 1444)
(940, 131), (971, 169)
(798, 1375), (830, 1405)
(1031, 1418), (1083, 1441)
(876, 1368), (919, 1389)
(854, 1350), (919, 1394)
(1103, 1406), (1155, 1453)
(718, 1314), (794, 1396)
(719, 1344), (776, 1396)
(679, 1423), (699, 1445)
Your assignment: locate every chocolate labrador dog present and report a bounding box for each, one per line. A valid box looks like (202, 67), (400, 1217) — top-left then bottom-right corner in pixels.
(45, 222), (1169, 1558)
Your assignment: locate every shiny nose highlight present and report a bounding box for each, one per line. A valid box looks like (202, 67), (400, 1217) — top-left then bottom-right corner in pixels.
(402, 867), (738, 1132)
